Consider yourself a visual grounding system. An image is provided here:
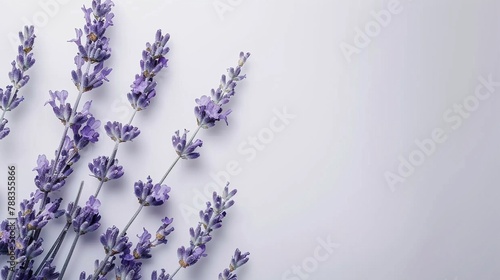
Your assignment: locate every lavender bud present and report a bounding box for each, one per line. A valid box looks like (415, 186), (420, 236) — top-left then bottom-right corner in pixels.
(177, 245), (206, 268)
(115, 259), (141, 280)
(133, 176), (171, 206)
(133, 228), (152, 259)
(230, 249), (250, 271)
(127, 30), (170, 111)
(151, 269), (170, 280)
(100, 226), (130, 256)
(0, 119), (9, 140)
(72, 196), (101, 234)
(172, 130), (203, 159)
(45, 90), (72, 124)
(104, 121), (140, 143)
(154, 217), (174, 246)
(194, 52), (250, 129)
(89, 156), (124, 182)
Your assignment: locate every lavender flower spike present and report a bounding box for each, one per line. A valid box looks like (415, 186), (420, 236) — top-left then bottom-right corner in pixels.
(218, 249), (250, 280)
(172, 129), (203, 159)
(177, 185), (237, 268)
(128, 30), (170, 111)
(151, 269), (170, 280)
(100, 226), (131, 256)
(0, 25), (36, 140)
(134, 176), (171, 206)
(70, 0), (114, 92)
(153, 217), (174, 246)
(72, 196), (102, 234)
(194, 52), (250, 129)
(89, 156), (124, 182)
(104, 121), (140, 143)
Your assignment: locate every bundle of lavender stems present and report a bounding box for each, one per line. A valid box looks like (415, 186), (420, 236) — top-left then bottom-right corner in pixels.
(0, 1), (250, 279)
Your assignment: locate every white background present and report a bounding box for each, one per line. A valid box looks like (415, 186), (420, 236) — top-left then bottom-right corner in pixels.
(1, 0), (500, 279)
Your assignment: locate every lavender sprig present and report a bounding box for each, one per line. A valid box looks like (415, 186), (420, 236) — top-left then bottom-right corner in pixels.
(160, 52), (250, 185)
(195, 52), (250, 129)
(171, 185), (237, 279)
(0, 25), (36, 140)
(218, 249), (250, 280)
(6, 2), (114, 278)
(58, 195), (102, 279)
(38, 0), (114, 201)
(88, 217), (174, 279)
(92, 29), (170, 198)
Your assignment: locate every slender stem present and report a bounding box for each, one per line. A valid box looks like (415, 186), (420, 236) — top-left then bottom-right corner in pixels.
(127, 109), (138, 125)
(159, 155), (181, 184)
(58, 233), (81, 280)
(34, 223), (69, 275)
(169, 265), (182, 280)
(94, 180), (105, 198)
(120, 204), (144, 237)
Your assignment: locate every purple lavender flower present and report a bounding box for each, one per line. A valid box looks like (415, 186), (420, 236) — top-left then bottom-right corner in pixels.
(115, 258), (142, 280)
(177, 245), (207, 268)
(37, 258), (60, 280)
(0, 221), (9, 255)
(100, 226), (131, 256)
(33, 154), (66, 192)
(153, 217), (174, 246)
(72, 115), (100, 150)
(0, 119), (9, 140)
(217, 249), (250, 280)
(89, 156), (124, 182)
(151, 269), (170, 280)
(26, 198), (64, 230)
(45, 90), (72, 124)
(127, 30), (170, 111)
(85, 256), (116, 280)
(0, 25), (36, 139)
(229, 249), (250, 271)
(33, 136), (81, 193)
(194, 52), (250, 129)
(104, 121), (140, 143)
(177, 185), (237, 268)
(72, 196), (101, 234)
(132, 228), (153, 259)
(172, 130), (203, 159)
(1, 86), (24, 112)
(194, 95), (231, 128)
(134, 176), (171, 206)
(70, 0), (114, 92)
